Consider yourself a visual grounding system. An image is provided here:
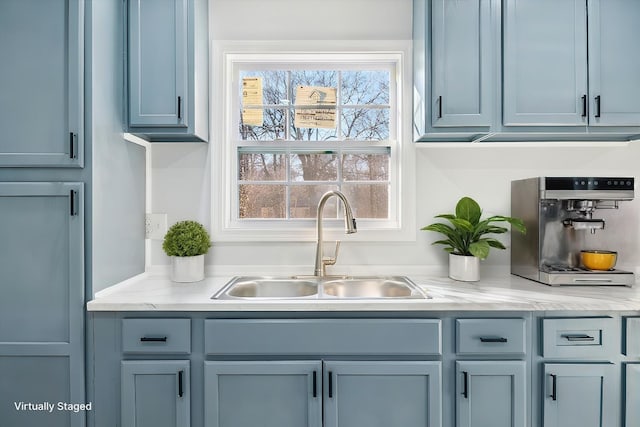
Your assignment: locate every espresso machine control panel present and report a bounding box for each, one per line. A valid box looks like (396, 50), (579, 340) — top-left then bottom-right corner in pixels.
(511, 177), (635, 287)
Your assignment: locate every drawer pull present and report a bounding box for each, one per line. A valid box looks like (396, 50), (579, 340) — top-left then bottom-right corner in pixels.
(140, 336), (168, 342)
(479, 337), (508, 343)
(550, 374), (557, 401)
(462, 371), (469, 398)
(561, 334), (595, 342)
(178, 370), (184, 397)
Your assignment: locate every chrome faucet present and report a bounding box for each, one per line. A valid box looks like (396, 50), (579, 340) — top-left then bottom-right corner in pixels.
(314, 190), (357, 276)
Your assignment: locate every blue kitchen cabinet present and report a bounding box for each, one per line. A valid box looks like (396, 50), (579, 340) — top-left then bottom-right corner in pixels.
(0, 0), (83, 167)
(503, 0), (588, 127)
(413, 0), (499, 140)
(204, 361), (322, 427)
(128, 0), (208, 142)
(625, 364), (640, 427)
(456, 361), (526, 427)
(121, 360), (190, 427)
(324, 361), (442, 427)
(0, 182), (84, 427)
(587, 0), (640, 126)
(542, 363), (617, 427)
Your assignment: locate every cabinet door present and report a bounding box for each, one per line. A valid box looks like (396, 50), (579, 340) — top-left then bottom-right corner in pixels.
(0, 182), (84, 427)
(431, 0), (495, 127)
(0, 0), (83, 167)
(456, 361), (526, 427)
(204, 361), (322, 427)
(121, 360), (190, 427)
(543, 363), (618, 427)
(626, 364), (640, 427)
(587, 0), (640, 126)
(129, 0), (187, 127)
(324, 361), (441, 427)
(503, 0), (588, 126)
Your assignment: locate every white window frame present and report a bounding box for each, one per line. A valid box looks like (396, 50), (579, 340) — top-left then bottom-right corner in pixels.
(211, 40), (416, 242)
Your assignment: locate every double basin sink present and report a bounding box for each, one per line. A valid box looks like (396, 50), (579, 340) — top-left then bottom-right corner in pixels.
(212, 276), (430, 300)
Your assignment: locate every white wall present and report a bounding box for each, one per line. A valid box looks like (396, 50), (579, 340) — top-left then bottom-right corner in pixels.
(149, 0), (640, 273)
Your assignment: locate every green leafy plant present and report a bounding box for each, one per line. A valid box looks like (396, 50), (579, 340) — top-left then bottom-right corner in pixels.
(421, 197), (526, 260)
(162, 220), (212, 257)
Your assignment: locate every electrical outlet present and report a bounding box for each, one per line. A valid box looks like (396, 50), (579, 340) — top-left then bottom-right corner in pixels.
(145, 213), (168, 240)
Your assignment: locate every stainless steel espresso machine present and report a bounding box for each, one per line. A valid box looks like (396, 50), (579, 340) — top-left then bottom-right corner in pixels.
(511, 177), (635, 286)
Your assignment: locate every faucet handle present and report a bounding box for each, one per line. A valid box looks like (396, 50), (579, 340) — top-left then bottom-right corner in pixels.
(322, 241), (341, 267)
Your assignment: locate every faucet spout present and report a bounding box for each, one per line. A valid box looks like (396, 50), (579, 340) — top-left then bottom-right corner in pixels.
(314, 190), (357, 276)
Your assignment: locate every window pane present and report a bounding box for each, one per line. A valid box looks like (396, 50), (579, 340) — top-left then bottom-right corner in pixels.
(239, 153), (286, 181)
(341, 71), (390, 105)
(291, 153), (338, 182)
(290, 110), (338, 141)
(341, 108), (389, 140)
(342, 184), (389, 219)
(342, 153), (389, 181)
(290, 185), (338, 219)
(239, 185), (286, 218)
(290, 71), (338, 102)
(239, 70), (288, 105)
(240, 108), (286, 140)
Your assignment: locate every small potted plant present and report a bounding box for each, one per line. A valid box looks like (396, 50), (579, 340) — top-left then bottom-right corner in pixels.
(421, 197), (526, 281)
(162, 220), (212, 282)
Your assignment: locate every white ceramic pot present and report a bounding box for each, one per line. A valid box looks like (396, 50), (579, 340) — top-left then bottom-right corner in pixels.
(448, 253), (480, 282)
(171, 255), (205, 282)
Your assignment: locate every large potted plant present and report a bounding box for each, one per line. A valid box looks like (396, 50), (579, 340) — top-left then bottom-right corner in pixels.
(162, 220), (212, 282)
(421, 197), (526, 281)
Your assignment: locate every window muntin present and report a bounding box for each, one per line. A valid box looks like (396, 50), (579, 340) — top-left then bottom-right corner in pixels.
(234, 61), (396, 225)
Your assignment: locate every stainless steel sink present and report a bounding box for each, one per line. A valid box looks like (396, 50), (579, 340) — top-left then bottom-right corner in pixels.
(212, 276), (429, 300)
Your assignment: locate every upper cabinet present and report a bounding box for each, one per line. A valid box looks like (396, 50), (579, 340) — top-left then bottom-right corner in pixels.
(127, 0), (208, 142)
(0, 0), (83, 167)
(413, 0), (640, 142)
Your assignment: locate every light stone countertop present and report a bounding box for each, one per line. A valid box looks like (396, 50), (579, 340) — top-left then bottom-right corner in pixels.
(87, 271), (640, 312)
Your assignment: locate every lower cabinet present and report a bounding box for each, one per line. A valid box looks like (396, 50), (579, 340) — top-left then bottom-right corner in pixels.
(455, 361), (526, 427)
(121, 360), (190, 427)
(204, 360), (441, 427)
(542, 363), (617, 427)
(625, 364), (640, 427)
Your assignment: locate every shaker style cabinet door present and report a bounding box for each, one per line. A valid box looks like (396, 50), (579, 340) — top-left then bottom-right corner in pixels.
(626, 364), (640, 427)
(0, 0), (83, 167)
(128, 0), (188, 127)
(204, 361), (322, 427)
(542, 363), (618, 427)
(503, 0), (588, 126)
(323, 361), (442, 427)
(455, 361), (527, 427)
(121, 360), (190, 427)
(431, 0), (495, 128)
(587, 0), (640, 126)
(0, 182), (84, 427)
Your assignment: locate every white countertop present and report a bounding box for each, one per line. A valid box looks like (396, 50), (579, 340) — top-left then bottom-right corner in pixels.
(87, 271), (640, 312)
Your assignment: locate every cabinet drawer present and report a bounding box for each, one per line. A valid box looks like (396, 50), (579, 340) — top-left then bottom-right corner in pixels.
(204, 319), (441, 356)
(625, 317), (640, 357)
(456, 318), (526, 355)
(541, 317), (616, 358)
(122, 319), (191, 354)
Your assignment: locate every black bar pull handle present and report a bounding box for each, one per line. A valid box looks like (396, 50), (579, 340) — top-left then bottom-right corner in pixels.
(69, 190), (76, 216)
(312, 371), (317, 398)
(562, 334), (595, 342)
(462, 371), (469, 399)
(140, 336), (168, 342)
(595, 95), (601, 118)
(69, 132), (77, 159)
(437, 95), (443, 118)
(178, 96), (182, 120)
(328, 371), (333, 398)
(178, 370), (184, 397)
(479, 337), (508, 343)
(550, 374), (557, 401)
(581, 95), (587, 117)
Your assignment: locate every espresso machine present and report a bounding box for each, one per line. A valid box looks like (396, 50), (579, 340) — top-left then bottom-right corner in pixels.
(511, 177), (635, 286)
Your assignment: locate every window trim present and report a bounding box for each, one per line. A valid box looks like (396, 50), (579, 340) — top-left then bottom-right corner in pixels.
(211, 40), (416, 242)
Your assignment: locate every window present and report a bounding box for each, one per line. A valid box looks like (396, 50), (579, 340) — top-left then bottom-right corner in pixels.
(213, 42), (414, 241)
